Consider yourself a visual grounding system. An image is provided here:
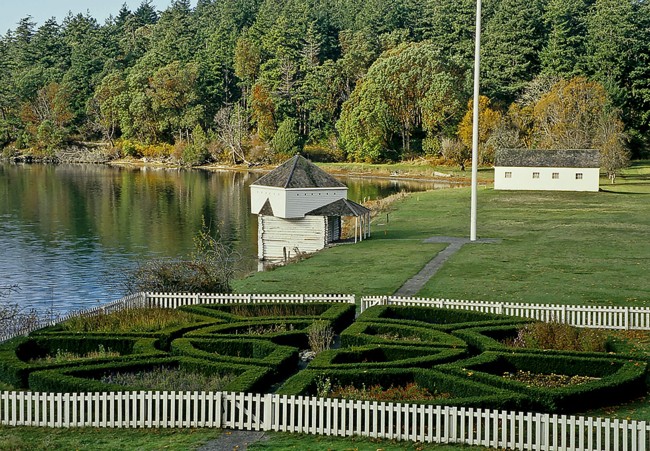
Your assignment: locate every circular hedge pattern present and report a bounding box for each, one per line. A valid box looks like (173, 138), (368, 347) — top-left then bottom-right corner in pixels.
(0, 303), (646, 413)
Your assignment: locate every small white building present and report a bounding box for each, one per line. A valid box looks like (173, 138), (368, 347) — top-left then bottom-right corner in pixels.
(251, 155), (370, 262)
(494, 149), (600, 192)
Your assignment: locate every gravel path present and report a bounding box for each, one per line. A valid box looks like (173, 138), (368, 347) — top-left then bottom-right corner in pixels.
(197, 430), (269, 451)
(394, 236), (501, 296)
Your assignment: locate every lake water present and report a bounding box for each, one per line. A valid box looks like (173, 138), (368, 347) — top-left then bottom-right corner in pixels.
(0, 163), (448, 315)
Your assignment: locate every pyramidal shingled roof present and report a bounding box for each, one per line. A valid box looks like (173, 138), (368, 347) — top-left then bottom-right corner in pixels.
(252, 155), (346, 189)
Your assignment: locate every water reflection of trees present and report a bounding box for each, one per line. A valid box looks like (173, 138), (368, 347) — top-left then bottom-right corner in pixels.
(1, 165), (260, 262)
(0, 164), (441, 267)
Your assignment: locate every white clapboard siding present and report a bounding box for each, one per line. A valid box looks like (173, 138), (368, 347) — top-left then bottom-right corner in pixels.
(258, 216), (327, 261)
(360, 296), (650, 330)
(2, 391), (648, 451)
(494, 166), (600, 192)
(250, 186), (347, 219)
(283, 188), (347, 218)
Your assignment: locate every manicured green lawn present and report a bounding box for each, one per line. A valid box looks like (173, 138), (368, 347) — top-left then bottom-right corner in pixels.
(236, 161), (650, 307)
(0, 426), (222, 451)
(233, 239), (447, 297)
(0, 427), (490, 450)
(417, 186), (650, 306)
(250, 432), (491, 450)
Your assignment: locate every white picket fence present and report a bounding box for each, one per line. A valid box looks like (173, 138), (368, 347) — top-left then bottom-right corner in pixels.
(1, 390), (647, 450)
(360, 296), (650, 330)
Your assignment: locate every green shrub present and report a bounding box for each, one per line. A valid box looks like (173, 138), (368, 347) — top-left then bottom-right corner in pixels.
(0, 336), (163, 389)
(439, 351), (648, 412)
(179, 303), (355, 333)
(340, 321), (466, 348)
(170, 338), (298, 377)
(28, 357), (272, 394)
(186, 319), (312, 348)
(358, 305), (526, 328)
(271, 118), (301, 157)
(308, 345), (467, 370)
(276, 368), (525, 410)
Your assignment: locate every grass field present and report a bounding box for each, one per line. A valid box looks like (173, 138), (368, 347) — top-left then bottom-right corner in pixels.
(235, 161), (650, 307)
(0, 426), (490, 451)
(3, 162), (649, 450)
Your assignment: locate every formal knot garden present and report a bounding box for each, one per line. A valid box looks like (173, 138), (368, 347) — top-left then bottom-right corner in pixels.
(1, 293), (649, 450)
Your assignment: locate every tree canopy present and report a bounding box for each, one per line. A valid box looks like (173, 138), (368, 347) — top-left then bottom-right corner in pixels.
(0, 0), (647, 164)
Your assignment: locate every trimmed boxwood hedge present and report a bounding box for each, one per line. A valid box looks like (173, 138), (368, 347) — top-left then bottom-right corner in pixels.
(0, 336), (163, 389)
(28, 356), (273, 394)
(2, 301), (647, 415)
(185, 319), (314, 348)
(357, 306), (530, 331)
(30, 321), (220, 352)
(179, 303), (355, 333)
(452, 325), (648, 365)
(307, 345), (468, 370)
(170, 338), (298, 377)
(340, 321), (466, 349)
(439, 351), (647, 412)
(275, 367), (526, 410)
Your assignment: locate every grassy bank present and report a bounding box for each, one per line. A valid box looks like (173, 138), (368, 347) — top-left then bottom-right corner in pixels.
(319, 161), (495, 183)
(235, 161), (650, 307)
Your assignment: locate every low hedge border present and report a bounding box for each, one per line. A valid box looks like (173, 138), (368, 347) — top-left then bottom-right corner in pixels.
(185, 319), (315, 348)
(307, 345), (468, 370)
(179, 303), (355, 333)
(27, 356), (273, 394)
(340, 321), (466, 349)
(357, 306), (530, 330)
(0, 336), (163, 389)
(453, 325), (645, 362)
(29, 321), (220, 351)
(170, 338), (298, 377)
(438, 351), (648, 413)
(275, 367), (526, 411)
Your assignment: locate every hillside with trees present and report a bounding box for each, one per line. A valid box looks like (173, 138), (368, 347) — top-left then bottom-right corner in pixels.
(0, 0), (646, 169)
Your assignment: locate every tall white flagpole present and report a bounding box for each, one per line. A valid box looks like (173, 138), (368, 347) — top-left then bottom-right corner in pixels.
(470, 0), (482, 241)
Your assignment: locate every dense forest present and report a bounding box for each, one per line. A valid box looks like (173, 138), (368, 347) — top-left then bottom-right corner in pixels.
(0, 0), (648, 169)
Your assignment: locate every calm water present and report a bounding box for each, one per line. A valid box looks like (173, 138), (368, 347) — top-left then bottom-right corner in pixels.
(0, 163), (447, 315)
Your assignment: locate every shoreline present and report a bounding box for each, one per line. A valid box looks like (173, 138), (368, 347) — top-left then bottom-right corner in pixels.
(3, 154), (482, 185)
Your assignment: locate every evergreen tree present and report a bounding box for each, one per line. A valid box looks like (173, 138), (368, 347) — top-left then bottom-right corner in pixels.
(540, 0), (591, 77)
(481, 0), (545, 103)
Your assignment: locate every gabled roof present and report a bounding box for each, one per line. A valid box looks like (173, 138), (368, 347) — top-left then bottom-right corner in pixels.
(258, 198), (274, 216)
(306, 198), (371, 217)
(495, 149), (600, 168)
(252, 155), (346, 189)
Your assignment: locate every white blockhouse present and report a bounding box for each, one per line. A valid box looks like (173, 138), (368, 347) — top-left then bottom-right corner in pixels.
(251, 155), (370, 262)
(494, 149), (600, 192)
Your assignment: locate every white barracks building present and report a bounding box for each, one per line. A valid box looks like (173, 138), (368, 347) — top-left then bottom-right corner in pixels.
(494, 149), (600, 192)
